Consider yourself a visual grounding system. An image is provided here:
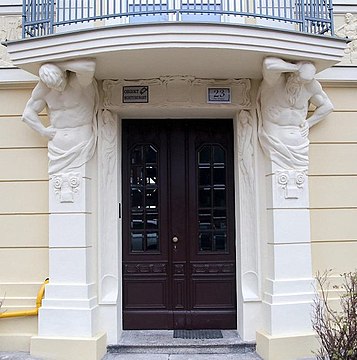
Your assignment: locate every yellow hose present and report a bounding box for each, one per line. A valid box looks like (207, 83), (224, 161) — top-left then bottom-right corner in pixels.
(0, 279), (49, 319)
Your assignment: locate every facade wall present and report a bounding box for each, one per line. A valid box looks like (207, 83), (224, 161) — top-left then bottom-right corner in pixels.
(0, 82), (49, 350)
(309, 84), (357, 295)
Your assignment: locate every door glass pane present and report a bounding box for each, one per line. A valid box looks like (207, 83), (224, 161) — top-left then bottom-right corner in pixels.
(199, 146), (211, 164)
(199, 232), (212, 251)
(130, 144), (160, 252)
(146, 232), (159, 251)
(146, 166), (157, 185)
(131, 212), (144, 229)
(146, 212), (159, 229)
(131, 187), (144, 209)
(213, 146), (225, 164)
(213, 188), (226, 207)
(214, 232), (227, 251)
(199, 188), (211, 208)
(197, 145), (228, 252)
(199, 167), (211, 186)
(213, 167), (225, 185)
(131, 232), (144, 251)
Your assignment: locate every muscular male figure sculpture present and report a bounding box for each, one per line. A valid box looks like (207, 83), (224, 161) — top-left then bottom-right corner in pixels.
(258, 57), (333, 170)
(23, 59), (98, 175)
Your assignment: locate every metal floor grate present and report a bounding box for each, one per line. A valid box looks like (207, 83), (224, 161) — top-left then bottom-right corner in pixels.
(173, 330), (223, 339)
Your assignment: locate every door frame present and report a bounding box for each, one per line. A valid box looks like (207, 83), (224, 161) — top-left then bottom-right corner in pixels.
(96, 110), (262, 342)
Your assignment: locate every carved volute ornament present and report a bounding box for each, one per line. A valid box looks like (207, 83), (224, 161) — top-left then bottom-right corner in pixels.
(257, 57), (333, 171)
(22, 59), (98, 177)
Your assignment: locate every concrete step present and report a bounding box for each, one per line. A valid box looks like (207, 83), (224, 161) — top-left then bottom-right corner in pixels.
(107, 330), (257, 355)
(103, 354), (263, 360)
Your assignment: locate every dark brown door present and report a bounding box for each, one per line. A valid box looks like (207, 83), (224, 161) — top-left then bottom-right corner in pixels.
(123, 119), (236, 329)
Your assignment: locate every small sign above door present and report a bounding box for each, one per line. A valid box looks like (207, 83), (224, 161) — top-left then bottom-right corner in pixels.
(207, 88), (231, 103)
(123, 86), (149, 103)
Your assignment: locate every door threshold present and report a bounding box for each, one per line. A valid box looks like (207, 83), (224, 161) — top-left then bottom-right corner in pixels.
(108, 330), (256, 354)
(114, 329), (254, 345)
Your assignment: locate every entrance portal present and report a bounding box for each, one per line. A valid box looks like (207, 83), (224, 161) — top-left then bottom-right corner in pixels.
(122, 119), (236, 329)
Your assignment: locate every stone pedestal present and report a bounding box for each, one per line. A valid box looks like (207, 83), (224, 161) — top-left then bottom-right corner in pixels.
(30, 161), (106, 360)
(256, 164), (317, 360)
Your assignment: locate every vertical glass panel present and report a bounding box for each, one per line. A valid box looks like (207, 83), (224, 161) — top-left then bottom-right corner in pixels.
(213, 146), (225, 164)
(213, 188), (226, 207)
(199, 167), (211, 186)
(214, 232), (227, 251)
(131, 232), (144, 251)
(131, 212), (144, 229)
(199, 232), (212, 251)
(199, 188), (211, 208)
(146, 212), (158, 229)
(145, 145), (157, 163)
(129, 144), (159, 253)
(197, 144), (228, 253)
(213, 167), (225, 186)
(199, 146), (211, 164)
(146, 232), (159, 251)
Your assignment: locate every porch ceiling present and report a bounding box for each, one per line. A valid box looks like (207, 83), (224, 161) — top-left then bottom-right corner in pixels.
(7, 23), (346, 80)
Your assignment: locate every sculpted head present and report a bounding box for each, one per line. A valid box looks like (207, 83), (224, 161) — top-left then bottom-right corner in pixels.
(297, 62), (316, 83)
(345, 13), (354, 24)
(39, 63), (67, 92)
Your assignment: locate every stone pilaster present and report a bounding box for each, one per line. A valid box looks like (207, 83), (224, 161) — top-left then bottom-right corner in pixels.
(38, 162), (98, 337)
(256, 163), (318, 360)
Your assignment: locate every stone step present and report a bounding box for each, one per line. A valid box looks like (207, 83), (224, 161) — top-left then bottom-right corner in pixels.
(103, 354), (263, 360)
(107, 330), (257, 355)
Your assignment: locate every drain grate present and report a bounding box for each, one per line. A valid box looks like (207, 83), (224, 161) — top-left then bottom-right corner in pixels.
(173, 330), (223, 339)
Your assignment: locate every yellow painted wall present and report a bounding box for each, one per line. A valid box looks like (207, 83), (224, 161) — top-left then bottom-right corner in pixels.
(0, 84), (49, 351)
(309, 85), (357, 284)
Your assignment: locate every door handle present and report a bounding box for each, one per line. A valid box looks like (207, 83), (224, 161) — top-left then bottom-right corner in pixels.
(172, 236), (179, 243)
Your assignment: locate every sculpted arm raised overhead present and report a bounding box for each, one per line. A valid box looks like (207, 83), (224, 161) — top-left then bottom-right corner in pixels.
(262, 57), (299, 85)
(55, 59), (96, 87)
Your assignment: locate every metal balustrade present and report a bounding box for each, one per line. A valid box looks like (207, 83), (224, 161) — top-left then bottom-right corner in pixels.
(22, 0), (334, 38)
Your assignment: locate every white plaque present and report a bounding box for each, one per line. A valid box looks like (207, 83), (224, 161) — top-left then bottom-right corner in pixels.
(207, 88), (231, 103)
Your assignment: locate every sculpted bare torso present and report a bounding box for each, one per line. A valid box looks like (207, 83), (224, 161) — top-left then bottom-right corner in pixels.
(44, 74), (96, 151)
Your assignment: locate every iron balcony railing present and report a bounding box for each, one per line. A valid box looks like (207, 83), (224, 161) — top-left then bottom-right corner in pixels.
(23, 0), (334, 38)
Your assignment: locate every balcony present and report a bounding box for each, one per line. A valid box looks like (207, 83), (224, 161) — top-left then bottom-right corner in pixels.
(23, 0), (334, 38)
(7, 0), (344, 80)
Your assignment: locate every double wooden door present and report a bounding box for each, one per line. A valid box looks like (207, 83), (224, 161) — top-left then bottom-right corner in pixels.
(123, 119), (236, 329)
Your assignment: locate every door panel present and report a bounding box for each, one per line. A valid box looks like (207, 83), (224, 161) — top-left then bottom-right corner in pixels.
(123, 119), (236, 329)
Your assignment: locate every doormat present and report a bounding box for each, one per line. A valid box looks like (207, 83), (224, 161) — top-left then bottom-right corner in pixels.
(173, 330), (223, 339)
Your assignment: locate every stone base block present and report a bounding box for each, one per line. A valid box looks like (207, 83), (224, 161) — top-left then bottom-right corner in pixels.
(39, 306), (99, 337)
(256, 331), (319, 360)
(0, 333), (32, 351)
(30, 332), (107, 360)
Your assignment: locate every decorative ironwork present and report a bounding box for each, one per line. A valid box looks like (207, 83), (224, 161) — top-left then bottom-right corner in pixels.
(22, 0), (334, 38)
